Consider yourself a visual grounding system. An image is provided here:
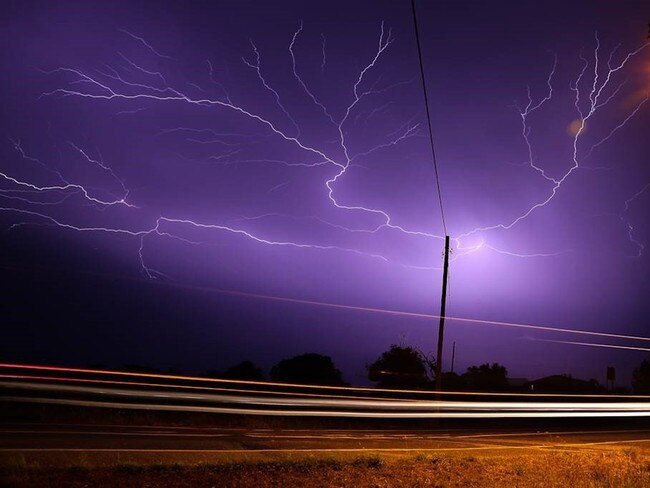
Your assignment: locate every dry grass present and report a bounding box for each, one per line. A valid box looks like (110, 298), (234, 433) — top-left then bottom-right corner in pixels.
(2, 450), (650, 487)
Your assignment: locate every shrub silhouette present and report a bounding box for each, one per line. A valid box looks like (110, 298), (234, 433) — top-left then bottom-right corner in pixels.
(367, 344), (433, 387)
(271, 353), (345, 385)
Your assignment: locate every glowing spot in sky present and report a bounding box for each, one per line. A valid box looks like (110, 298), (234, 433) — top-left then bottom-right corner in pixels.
(623, 56), (650, 108)
(567, 119), (585, 136)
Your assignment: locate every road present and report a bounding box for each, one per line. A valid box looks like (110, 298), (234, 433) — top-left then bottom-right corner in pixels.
(2, 423), (650, 464)
(2, 364), (650, 467)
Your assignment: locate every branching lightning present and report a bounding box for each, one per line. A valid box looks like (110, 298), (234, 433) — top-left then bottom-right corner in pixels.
(290, 21), (336, 124)
(457, 35), (649, 254)
(1, 22), (648, 285)
(243, 39), (301, 136)
(619, 183), (650, 257)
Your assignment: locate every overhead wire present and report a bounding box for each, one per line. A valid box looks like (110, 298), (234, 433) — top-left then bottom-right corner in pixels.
(411, 0), (448, 236)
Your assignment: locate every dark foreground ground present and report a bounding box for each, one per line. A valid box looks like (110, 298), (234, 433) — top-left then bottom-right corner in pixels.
(3, 450), (650, 487)
(1, 404), (650, 486)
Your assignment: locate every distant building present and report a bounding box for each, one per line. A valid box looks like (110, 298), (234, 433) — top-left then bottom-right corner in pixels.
(525, 374), (603, 394)
(506, 377), (529, 388)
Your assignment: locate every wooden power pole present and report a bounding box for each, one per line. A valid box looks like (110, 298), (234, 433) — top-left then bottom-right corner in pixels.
(435, 235), (451, 391)
(411, 0), (451, 391)
(451, 341), (456, 374)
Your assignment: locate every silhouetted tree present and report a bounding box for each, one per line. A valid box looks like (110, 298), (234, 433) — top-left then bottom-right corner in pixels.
(462, 363), (508, 391)
(440, 371), (466, 390)
(219, 360), (265, 381)
(120, 364), (161, 374)
(367, 344), (434, 387)
(271, 353), (345, 385)
(632, 360), (650, 394)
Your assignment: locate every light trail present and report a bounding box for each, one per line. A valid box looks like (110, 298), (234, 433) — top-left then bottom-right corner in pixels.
(6, 259), (649, 349)
(52, 273), (650, 343)
(0, 374), (421, 403)
(4, 381), (650, 413)
(4, 363), (650, 399)
(3, 396), (650, 419)
(536, 339), (650, 353)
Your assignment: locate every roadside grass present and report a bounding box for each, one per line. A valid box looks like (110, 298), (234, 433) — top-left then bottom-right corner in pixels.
(3, 450), (650, 487)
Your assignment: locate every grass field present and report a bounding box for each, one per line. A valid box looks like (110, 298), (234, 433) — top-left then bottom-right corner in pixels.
(3, 449), (650, 487)
(3, 404), (650, 486)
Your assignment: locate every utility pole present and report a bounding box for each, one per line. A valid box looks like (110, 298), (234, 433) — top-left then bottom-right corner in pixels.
(450, 341), (456, 374)
(435, 235), (451, 391)
(411, 0), (450, 391)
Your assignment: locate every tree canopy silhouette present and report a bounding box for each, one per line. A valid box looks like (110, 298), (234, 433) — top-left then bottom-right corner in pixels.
(209, 360), (265, 381)
(462, 363), (508, 391)
(367, 344), (434, 387)
(270, 353), (345, 385)
(632, 360), (650, 394)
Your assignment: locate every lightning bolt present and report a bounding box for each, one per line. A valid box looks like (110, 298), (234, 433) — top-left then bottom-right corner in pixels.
(320, 33), (327, 73)
(2, 142), (134, 208)
(619, 183), (650, 257)
(457, 35), (649, 252)
(1, 25), (648, 281)
(290, 21), (336, 124)
(117, 28), (173, 60)
(242, 39), (301, 136)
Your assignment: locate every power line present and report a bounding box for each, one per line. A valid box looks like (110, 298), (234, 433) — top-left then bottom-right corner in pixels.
(410, 0), (448, 236)
(10, 263), (650, 345)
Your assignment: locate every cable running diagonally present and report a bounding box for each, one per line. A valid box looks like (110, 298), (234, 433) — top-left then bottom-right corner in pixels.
(410, 0), (448, 236)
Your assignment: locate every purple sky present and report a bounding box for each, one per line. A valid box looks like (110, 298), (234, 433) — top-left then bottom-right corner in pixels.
(1, 0), (649, 386)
